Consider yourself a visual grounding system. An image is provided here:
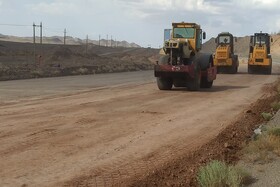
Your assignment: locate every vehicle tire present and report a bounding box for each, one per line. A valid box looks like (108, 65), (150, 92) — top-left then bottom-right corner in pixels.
(265, 65), (272, 75)
(157, 77), (172, 90)
(217, 67), (221, 74)
(230, 65), (238, 74)
(265, 57), (272, 75)
(248, 65), (253, 74)
(188, 64), (201, 91)
(200, 76), (213, 88)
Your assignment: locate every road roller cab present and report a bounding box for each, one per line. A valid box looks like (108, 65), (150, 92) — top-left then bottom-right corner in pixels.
(213, 32), (239, 74)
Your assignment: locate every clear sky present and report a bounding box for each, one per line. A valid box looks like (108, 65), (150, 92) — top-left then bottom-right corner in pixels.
(0, 0), (280, 47)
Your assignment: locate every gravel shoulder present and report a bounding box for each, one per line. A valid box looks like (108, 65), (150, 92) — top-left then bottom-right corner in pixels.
(239, 110), (280, 187)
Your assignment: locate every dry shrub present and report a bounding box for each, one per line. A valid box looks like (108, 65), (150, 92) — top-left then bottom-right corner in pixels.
(197, 160), (248, 187)
(261, 112), (273, 121)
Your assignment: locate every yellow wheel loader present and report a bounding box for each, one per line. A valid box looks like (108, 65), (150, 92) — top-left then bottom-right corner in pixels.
(154, 22), (216, 91)
(248, 32), (273, 74)
(213, 32), (239, 74)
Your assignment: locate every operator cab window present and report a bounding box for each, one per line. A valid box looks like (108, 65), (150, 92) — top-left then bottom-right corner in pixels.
(173, 27), (195, 39)
(255, 35), (266, 45)
(218, 36), (231, 44)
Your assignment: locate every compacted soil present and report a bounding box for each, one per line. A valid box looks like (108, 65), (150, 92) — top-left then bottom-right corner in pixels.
(0, 64), (279, 187)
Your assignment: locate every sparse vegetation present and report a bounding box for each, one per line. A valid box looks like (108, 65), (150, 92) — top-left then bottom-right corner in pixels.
(261, 112), (273, 121)
(243, 127), (280, 163)
(271, 101), (280, 111)
(268, 127), (280, 137)
(197, 160), (249, 187)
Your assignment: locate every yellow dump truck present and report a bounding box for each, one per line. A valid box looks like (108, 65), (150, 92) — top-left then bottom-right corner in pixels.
(248, 32), (273, 74)
(213, 32), (238, 74)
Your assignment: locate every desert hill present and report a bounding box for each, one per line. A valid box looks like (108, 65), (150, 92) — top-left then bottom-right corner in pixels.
(0, 40), (159, 81)
(0, 34), (140, 48)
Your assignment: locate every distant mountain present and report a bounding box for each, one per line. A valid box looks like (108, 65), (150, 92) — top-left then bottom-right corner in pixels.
(0, 34), (141, 48)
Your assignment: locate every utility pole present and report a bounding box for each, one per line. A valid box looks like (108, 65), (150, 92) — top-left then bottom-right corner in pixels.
(33, 22), (43, 64)
(86, 35), (88, 53)
(33, 22), (37, 63)
(106, 34), (108, 47)
(115, 37), (117, 47)
(99, 35), (101, 46)
(40, 22), (42, 45)
(40, 22), (43, 59)
(64, 29), (66, 45)
(111, 35), (113, 47)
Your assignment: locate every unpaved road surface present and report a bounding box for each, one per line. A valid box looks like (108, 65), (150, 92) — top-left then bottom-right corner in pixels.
(0, 71), (154, 102)
(0, 64), (279, 187)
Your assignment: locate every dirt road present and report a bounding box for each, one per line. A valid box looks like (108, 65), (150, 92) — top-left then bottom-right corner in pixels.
(0, 71), (154, 102)
(0, 64), (279, 187)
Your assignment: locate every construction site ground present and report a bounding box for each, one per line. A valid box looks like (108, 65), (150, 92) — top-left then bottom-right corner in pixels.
(0, 63), (279, 187)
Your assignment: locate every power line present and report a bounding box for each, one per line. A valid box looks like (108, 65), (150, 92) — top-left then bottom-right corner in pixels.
(0, 23), (31, 27)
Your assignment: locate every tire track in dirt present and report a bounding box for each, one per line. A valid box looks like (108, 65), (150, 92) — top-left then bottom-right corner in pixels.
(63, 129), (231, 187)
(0, 65), (279, 187)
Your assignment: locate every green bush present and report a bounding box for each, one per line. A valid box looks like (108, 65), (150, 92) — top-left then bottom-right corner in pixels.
(271, 102), (280, 111)
(197, 160), (248, 187)
(261, 112), (273, 121)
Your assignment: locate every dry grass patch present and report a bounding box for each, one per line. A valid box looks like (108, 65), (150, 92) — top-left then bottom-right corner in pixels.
(197, 160), (249, 187)
(243, 127), (280, 163)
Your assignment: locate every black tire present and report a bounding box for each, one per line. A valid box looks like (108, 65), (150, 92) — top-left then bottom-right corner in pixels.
(230, 65), (238, 74)
(266, 57), (272, 75)
(248, 65), (253, 74)
(188, 64), (201, 91)
(157, 77), (172, 90)
(200, 76), (213, 88)
(235, 66), (238, 74)
(265, 65), (272, 75)
(217, 67), (221, 74)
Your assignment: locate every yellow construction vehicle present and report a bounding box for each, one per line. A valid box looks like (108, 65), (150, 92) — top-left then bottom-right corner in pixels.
(155, 22), (216, 91)
(248, 32), (273, 74)
(213, 32), (239, 74)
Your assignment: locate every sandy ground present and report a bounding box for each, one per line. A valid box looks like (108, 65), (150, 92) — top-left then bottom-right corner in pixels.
(0, 64), (279, 187)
